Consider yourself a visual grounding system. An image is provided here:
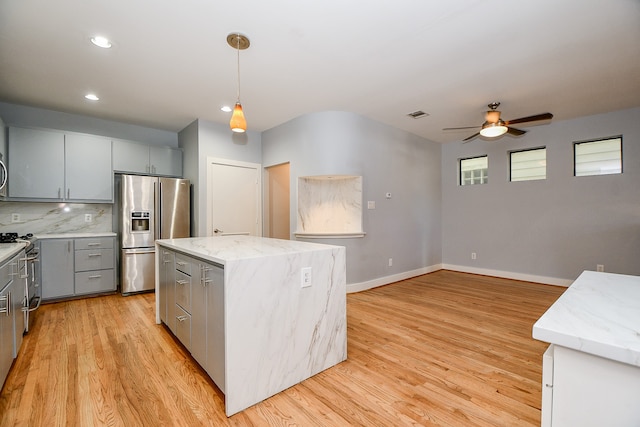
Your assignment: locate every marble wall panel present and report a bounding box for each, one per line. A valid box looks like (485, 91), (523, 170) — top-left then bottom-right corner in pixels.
(0, 202), (112, 234)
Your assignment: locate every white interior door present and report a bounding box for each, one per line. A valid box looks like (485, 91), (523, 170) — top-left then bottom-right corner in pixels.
(207, 158), (261, 237)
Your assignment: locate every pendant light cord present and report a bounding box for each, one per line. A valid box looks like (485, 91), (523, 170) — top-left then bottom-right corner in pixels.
(236, 36), (241, 102)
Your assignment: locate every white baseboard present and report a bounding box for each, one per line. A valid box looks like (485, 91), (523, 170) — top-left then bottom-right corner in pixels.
(346, 263), (572, 293)
(441, 264), (573, 287)
(346, 264), (443, 293)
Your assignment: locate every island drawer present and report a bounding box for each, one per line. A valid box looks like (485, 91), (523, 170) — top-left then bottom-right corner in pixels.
(175, 254), (192, 276)
(175, 304), (191, 350)
(175, 270), (191, 312)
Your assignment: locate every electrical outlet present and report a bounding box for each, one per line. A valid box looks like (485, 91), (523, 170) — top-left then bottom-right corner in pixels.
(84, 214), (92, 222)
(367, 201), (376, 209)
(471, 252), (477, 260)
(597, 264), (604, 272)
(11, 213), (21, 223)
(301, 267), (312, 288)
(388, 258), (393, 267)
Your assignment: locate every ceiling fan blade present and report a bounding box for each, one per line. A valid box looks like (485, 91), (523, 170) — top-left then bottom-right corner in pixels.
(462, 132), (480, 142)
(443, 125), (480, 131)
(506, 127), (527, 136)
(505, 112), (553, 125)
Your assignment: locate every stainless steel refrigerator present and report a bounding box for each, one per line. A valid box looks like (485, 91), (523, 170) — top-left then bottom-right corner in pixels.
(119, 175), (190, 294)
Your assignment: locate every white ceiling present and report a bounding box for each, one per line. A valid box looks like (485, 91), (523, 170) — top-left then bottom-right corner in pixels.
(1, 0), (639, 143)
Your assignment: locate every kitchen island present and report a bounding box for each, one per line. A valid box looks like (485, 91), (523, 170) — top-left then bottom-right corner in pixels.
(155, 235), (346, 416)
(533, 271), (640, 427)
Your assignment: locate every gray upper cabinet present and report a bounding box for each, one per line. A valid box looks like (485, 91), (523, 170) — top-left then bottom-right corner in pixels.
(8, 127), (65, 199)
(65, 133), (112, 201)
(113, 139), (182, 177)
(8, 127), (113, 202)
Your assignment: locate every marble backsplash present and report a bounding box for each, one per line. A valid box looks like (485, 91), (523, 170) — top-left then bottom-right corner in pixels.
(0, 202), (112, 235)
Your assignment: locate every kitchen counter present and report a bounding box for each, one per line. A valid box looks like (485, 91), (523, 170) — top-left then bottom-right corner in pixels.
(0, 243), (28, 264)
(533, 270), (640, 367)
(156, 235), (347, 416)
(533, 271), (640, 426)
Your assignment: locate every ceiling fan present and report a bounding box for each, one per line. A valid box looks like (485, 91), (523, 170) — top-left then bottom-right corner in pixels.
(443, 102), (553, 142)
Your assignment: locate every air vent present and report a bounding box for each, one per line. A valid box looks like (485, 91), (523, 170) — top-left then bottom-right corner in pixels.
(407, 110), (429, 119)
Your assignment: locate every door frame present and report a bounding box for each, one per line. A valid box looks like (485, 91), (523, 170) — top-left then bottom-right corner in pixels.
(206, 157), (263, 237)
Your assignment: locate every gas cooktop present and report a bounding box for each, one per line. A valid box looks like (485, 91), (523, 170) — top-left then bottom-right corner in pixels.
(0, 232), (35, 244)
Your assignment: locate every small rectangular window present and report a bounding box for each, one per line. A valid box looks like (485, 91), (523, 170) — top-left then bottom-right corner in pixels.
(510, 147), (546, 182)
(574, 137), (622, 176)
(460, 156), (488, 186)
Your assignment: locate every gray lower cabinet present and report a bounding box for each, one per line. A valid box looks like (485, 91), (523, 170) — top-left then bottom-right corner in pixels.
(0, 249), (26, 389)
(158, 249), (175, 329)
(41, 239), (75, 300)
(160, 249), (224, 391)
(41, 237), (116, 300)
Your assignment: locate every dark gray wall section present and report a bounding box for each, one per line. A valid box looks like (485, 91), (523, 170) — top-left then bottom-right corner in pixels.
(0, 101), (178, 146)
(442, 108), (640, 280)
(262, 111), (442, 285)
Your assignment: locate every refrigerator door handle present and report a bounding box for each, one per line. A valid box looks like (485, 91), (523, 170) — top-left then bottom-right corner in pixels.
(123, 248), (156, 255)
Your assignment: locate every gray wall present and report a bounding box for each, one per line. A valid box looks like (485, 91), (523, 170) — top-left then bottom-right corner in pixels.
(442, 107), (640, 282)
(262, 111), (442, 286)
(0, 101), (178, 146)
(179, 119), (262, 237)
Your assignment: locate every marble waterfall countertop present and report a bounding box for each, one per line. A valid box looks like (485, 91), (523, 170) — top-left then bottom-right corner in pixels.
(0, 242), (29, 264)
(155, 234), (344, 265)
(533, 270), (640, 367)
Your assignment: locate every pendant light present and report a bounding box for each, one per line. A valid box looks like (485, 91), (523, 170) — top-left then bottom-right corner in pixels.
(227, 33), (250, 133)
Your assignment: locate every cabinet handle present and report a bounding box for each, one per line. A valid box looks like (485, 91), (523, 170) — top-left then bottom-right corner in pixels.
(0, 295), (8, 316)
(176, 261), (187, 266)
(87, 253), (102, 257)
(88, 275), (102, 279)
(58, 188), (61, 198)
(87, 243), (101, 247)
(67, 188), (70, 199)
(176, 315), (188, 322)
(176, 279), (188, 285)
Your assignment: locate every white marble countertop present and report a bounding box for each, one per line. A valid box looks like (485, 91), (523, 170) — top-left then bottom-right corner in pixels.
(156, 235), (343, 265)
(533, 270), (640, 367)
(0, 242), (28, 265)
(35, 232), (116, 239)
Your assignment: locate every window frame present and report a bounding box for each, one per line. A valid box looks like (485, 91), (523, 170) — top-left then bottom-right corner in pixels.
(459, 155), (488, 186)
(573, 136), (623, 177)
(509, 146), (547, 182)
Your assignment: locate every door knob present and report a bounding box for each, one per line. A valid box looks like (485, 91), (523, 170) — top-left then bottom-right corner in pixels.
(214, 228), (224, 234)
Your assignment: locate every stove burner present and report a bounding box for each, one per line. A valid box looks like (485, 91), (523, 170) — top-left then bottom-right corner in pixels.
(0, 232), (19, 243)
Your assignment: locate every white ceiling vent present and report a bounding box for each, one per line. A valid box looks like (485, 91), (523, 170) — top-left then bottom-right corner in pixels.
(407, 110), (429, 119)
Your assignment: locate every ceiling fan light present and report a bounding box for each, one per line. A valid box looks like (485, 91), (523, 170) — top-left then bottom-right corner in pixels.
(230, 102), (246, 133)
(480, 121), (507, 138)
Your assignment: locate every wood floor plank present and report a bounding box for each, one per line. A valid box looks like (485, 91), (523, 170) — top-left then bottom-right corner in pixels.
(0, 270), (564, 426)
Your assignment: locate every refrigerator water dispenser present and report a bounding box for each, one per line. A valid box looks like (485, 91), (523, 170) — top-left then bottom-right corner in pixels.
(131, 211), (150, 232)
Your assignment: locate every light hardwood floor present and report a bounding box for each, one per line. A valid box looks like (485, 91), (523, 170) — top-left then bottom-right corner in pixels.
(0, 270), (564, 426)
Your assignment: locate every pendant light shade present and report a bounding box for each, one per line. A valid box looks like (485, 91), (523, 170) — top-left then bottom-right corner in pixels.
(230, 102), (246, 133)
(227, 33), (250, 133)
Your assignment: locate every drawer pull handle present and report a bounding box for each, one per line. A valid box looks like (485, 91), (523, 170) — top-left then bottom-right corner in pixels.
(88, 275), (102, 279)
(87, 253), (102, 257)
(176, 280), (188, 285)
(177, 315), (188, 322)
(87, 243), (101, 247)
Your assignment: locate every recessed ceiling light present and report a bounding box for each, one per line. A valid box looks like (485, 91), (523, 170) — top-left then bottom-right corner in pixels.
(85, 93), (99, 101)
(90, 36), (112, 49)
(220, 105), (232, 112)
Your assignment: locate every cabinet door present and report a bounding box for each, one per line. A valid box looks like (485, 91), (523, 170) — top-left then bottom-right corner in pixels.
(112, 139), (150, 174)
(0, 284), (12, 387)
(190, 262), (206, 368)
(41, 239), (74, 300)
(150, 146), (182, 177)
(8, 127), (65, 199)
(65, 133), (113, 201)
(205, 264), (225, 391)
(158, 250), (175, 326)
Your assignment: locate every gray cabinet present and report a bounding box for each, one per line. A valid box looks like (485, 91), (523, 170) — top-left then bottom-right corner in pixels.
(158, 249), (175, 328)
(41, 236), (116, 300)
(113, 139), (182, 177)
(41, 239), (75, 300)
(161, 249), (224, 391)
(0, 249), (26, 388)
(8, 127), (112, 202)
